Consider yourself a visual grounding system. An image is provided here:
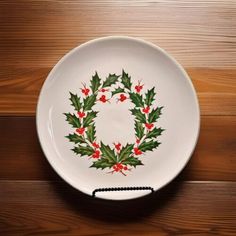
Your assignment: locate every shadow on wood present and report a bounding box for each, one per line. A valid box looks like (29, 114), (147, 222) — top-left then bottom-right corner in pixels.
(50, 178), (183, 223)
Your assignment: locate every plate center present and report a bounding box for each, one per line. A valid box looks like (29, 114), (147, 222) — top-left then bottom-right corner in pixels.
(94, 97), (135, 146)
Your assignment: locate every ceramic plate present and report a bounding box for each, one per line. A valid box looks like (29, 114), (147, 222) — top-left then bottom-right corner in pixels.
(37, 36), (200, 200)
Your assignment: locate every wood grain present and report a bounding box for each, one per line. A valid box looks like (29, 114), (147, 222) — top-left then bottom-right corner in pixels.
(0, 116), (235, 181)
(0, 181), (236, 236)
(0, 0), (236, 115)
(0, 67), (236, 115)
(0, 0), (235, 68)
(188, 68), (236, 116)
(0, 1), (235, 234)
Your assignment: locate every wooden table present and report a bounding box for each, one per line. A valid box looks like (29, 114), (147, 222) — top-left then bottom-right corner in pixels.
(0, 1), (236, 235)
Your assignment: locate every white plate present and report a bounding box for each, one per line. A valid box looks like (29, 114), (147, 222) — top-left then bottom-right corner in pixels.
(37, 36), (200, 200)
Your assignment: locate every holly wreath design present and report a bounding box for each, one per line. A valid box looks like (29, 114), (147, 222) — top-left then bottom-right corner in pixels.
(64, 70), (164, 176)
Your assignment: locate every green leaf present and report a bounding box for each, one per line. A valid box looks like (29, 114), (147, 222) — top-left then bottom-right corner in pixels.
(138, 140), (160, 152)
(83, 95), (96, 111)
(83, 111), (98, 127)
(90, 72), (101, 93)
(122, 157), (143, 167)
(135, 121), (145, 139)
(69, 92), (82, 111)
(148, 107), (163, 123)
(129, 92), (144, 107)
(64, 113), (81, 128)
(144, 87), (156, 106)
(86, 124), (96, 143)
(72, 145), (94, 156)
(102, 74), (119, 87)
(100, 142), (117, 163)
(66, 133), (86, 144)
(130, 108), (146, 123)
(111, 87), (125, 96)
(118, 143), (134, 162)
(146, 127), (164, 139)
(121, 69), (132, 90)
(90, 158), (114, 169)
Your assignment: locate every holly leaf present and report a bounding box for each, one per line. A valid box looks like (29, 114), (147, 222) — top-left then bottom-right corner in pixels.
(148, 107), (163, 123)
(118, 143), (134, 162)
(138, 140), (160, 152)
(102, 74), (119, 87)
(146, 127), (164, 139)
(72, 145), (94, 156)
(135, 121), (145, 139)
(83, 111), (98, 127)
(83, 95), (96, 111)
(130, 92), (144, 107)
(90, 72), (101, 93)
(144, 87), (156, 106)
(90, 158), (115, 169)
(69, 92), (82, 111)
(122, 157), (143, 167)
(100, 142), (117, 163)
(66, 133), (86, 144)
(121, 69), (132, 90)
(130, 108), (146, 123)
(86, 124), (96, 143)
(64, 113), (81, 128)
(111, 87), (125, 96)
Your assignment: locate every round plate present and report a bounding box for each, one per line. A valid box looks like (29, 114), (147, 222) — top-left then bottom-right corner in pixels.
(37, 36), (200, 200)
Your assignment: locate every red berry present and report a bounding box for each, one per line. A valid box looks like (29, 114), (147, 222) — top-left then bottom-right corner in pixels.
(145, 123), (154, 130)
(136, 138), (140, 144)
(117, 163), (123, 170)
(134, 147), (142, 155)
(142, 106), (150, 114)
(135, 86), (141, 93)
(99, 95), (108, 103)
(135, 81), (144, 93)
(92, 142), (100, 149)
(119, 94), (127, 102)
(82, 88), (90, 96)
(112, 165), (119, 172)
(77, 111), (86, 118)
(124, 166), (128, 170)
(76, 127), (85, 135)
(100, 88), (109, 92)
(114, 143), (121, 151)
(112, 163), (124, 172)
(92, 150), (100, 158)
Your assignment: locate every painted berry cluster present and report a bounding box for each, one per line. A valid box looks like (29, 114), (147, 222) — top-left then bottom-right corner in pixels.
(64, 70), (164, 176)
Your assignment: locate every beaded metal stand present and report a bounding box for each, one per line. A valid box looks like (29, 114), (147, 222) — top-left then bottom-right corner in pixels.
(92, 186), (154, 197)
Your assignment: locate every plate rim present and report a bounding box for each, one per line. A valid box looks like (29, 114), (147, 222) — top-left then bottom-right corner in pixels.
(36, 36), (200, 200)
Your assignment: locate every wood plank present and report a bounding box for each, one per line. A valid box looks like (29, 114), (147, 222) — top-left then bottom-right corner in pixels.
(0, 116), (235, 181)
(0, 117), (59, 180)
(0, 181), (235, 235)
(0, 67), (48, 115)
(0, 67), (235, 115)
(188, 68), (236, 116)
(0, 0), (236, 115)
(0, 0), (235, 68)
